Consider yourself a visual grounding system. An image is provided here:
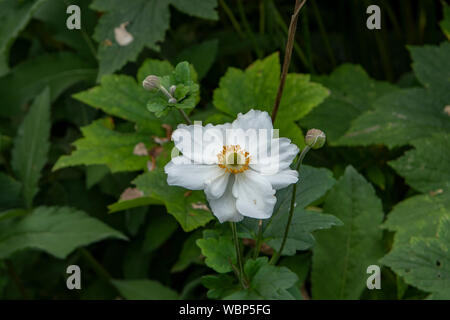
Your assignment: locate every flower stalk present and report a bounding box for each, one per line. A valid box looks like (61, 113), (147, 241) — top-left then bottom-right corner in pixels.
(270, 145), (311, 265)
(231, 222), (247, 288)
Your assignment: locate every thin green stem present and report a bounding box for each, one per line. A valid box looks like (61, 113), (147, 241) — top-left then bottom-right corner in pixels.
(253, 219), (264, 259)
(270, 146), (310, 265)
(178, 109), (192, 125)
(79, 248), (111, 281)
(219, 0), (246, 39)
(271, 0), (308, 123)
(311, 0), (336, 68)
(237, 0), (263, 58)
(231, 222), (247, 288)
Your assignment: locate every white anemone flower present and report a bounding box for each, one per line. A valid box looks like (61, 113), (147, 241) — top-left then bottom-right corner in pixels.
(164, 109), (299, 223)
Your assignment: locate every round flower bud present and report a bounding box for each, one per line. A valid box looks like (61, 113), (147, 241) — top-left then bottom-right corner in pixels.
(142, 75), (160, 90)
(168, 98), (177, 104)
(305, 129), (326, 149)
(169, 85), (177, 95)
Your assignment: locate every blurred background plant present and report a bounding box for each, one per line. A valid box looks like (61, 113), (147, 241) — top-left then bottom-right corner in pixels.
(0, 0), (448, 300)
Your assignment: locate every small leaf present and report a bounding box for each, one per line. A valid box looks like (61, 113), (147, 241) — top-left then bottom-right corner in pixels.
(112, 279), (178, 300)
(0, 206), (127, 259)
(224, 257), (299, 300)
(12, 88), (51, 208)
(301, 64), (398, 143)
(196, 229), (236, 273)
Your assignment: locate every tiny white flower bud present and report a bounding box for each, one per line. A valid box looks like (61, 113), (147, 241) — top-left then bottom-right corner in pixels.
(168, 98), (177, 104)
(143, 75), (160, 90)
(305, 129), (326, 149)
(169, 85), (177, 95)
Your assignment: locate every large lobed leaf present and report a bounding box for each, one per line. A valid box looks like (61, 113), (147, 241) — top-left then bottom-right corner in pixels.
(0, 206), (127, 259)
(213, 53), (329, 147)
(389, 134), (450, 193)
(384, 193), (450, 249)
(53, 119), (151, 173)
(311, 166), (384, 299)
(338, 42), (450, 148)
(382, 216), (450, 298)
(12, 88), (51, 208)
(90, 0), (217, 77)
(301, 64), (397, 143)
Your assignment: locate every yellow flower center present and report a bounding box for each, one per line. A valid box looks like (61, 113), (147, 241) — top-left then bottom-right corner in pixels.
(217, 145), (251, 174)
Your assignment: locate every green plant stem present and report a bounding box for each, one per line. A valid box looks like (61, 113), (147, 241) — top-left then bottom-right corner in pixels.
(219, 0), (246, 39)
(79, 248), (111, 281)
(311, 0), (336, 68)
(178, 109), (192, 125)
(271, 0), (308, 123)
(270, 146), (310, 265)
(253, 219), (264, 259)
(230, 222), (247, 288)
(237, 0), (263, 58)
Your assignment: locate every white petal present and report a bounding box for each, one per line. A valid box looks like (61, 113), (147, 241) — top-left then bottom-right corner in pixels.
(204, 171), (230, 199)
(232, 109), (273, 131)
(263, 169), (298, 189)
(207, 176), (243, 223)
(251, 137), (299, 175)
(232, 170), (276, 219)
(164, 156), (223, 190)
(171, 123), (229, 164)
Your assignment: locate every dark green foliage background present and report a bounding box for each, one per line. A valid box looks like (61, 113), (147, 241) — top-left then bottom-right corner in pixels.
(0, 0), (449, 300)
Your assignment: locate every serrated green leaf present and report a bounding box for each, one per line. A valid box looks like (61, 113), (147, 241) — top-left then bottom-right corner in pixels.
(409, 42), (450, 101)
(213, 53), (328, 121)
(0, 206), (127, 259)
(337, 88), (450, 148)
(311, 166), (384, 299)
(224, 257), (299, 300)
(239, 165), (337, 253)
(0, 173), (22, 211)
(196, 229), (236, 273)
(0, 52), (96, 117)
(264, 208), (343, 256)
(301, 64), (398, 143)
(90, 0), (217, 77)
(279, 252), (311, 286)
(381, 216), (450, 297)
(112, 279), (178, 300)
(137, 59), (174, 84)
(389, 134), (450, 193)
(12, 88), (51, 208)
(383, 193), (450, 248)
(53, 119), (151, 173)
(202, 274), (237, 299)
(0, 0), (48, 76)
(133, 170), (213, 231)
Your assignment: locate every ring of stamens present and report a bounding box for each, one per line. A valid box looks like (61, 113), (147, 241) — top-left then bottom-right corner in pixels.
(217, 145), (251, 174)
